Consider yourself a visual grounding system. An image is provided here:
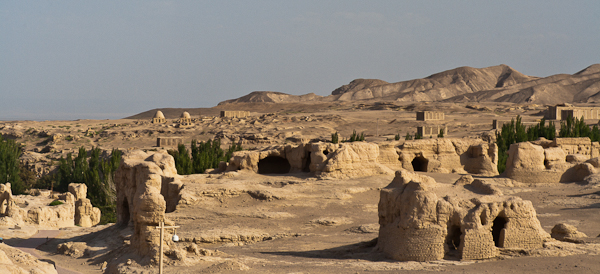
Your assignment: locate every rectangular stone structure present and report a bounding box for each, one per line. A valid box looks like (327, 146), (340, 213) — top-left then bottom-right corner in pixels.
(416, 111), (444, 121)
(417, 125), (448, 138)
(156, 137), (184, 147)
(547, 105), (600, 120)
(220, 111), (250, 118)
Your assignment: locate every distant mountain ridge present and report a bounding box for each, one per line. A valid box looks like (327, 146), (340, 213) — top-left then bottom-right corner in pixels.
(217, 64), (600, 105)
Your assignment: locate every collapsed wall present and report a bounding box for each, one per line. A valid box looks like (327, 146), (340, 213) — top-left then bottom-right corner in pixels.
(377, 169), (549, 261)
(504, 137), (600, 183)
(0, 183), (100, 228)
(114, 150), (183, 263)
(226, 139), (498, 179)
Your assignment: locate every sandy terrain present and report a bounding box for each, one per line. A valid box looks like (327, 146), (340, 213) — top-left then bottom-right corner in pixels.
(2, 101), (600, 273)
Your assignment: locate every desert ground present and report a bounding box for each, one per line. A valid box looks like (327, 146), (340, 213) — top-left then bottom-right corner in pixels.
(2, 100), (600, 273)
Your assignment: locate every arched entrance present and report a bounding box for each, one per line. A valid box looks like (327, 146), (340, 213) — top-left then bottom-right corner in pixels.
(258, 156), (291, 174)
(303, 152), (312, 172)
(412, 156), (429, 172)
(492, 216), (508, 247)
(446, 224), (462, 251)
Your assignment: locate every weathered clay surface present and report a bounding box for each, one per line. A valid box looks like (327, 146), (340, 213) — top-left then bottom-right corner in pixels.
(377, 169), (549, 261)
(114, 150), (183, 263)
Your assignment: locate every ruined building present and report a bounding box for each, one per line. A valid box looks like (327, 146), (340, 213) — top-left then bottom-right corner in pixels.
(546, 105), (600, 120)
(220, 111), (250, 118)
(152, 110), (167, 124)
(114, 151), (183, 263)
(156, 137), (184, 148)
(503, 137), (600, 183)
(416, 111), (445, 121)
(377, 169), (549, 261)
(178, 111), (193, 127)
(224, 138), (498, 179)
(416, 125), (448, 138)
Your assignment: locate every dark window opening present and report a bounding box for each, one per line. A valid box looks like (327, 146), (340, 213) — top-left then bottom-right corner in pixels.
(492, 216), (508, 247)
(411, 156), (429, 172)
(303, 152), (312, 172)
(446, 224), (462, 251)
(323, 150), (329, 156)
(258, 156), (291, 174)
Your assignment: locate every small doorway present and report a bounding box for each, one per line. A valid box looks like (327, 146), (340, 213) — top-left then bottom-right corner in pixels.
(492, 216), (508, 247)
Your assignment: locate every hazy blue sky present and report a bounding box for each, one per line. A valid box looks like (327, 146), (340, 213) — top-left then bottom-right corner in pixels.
(1, 1), (599, 120)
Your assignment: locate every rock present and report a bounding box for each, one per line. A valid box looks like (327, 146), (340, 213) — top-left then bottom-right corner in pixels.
(454, 175), (474, 185)
(69, 183), (101, 227)
(567, 154), (589, 163)
(57, 242), (88, 258)
(551, 223), (587, 242)
(0, 244), (58, 274)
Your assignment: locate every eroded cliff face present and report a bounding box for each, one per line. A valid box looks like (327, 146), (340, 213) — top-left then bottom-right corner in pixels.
(114, 150), (183, 263)
(377, 169), (549, 261)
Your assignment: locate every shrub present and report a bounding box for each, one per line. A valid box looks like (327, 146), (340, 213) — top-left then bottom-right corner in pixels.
(169, 139), (243, 175)
(405, 132), (413, 140)
(331, 132), (339, 144)
(49, 200), (64, 206)
(438, 129), (444, 138)
(394, 132), (400, 141)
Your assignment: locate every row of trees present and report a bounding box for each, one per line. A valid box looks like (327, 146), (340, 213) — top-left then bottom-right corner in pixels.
(495, 115), (600, 173)
(168, 139), (243, 175)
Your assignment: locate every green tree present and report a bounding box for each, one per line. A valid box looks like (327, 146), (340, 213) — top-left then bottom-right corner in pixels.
(0, 136), (25, 194)
(331, 132), (339, 144)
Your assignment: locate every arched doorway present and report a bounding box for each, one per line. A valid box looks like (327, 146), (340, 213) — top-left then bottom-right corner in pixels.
(492, 216), (508, 247)
(303, 152), (312, 172)
(412, 156), (429, 172)
(446, 224), (462, 251)
(258, 156), (291, 174)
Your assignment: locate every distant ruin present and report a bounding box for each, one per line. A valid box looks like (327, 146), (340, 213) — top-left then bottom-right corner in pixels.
(546, 105), (600, 120)
(152, 110), (167, 124)
(178, 111), (193, 127)
(157, 137), (184, 147)
(220, 111), (250, 118)
(377, 170), (549, 261)
(416, 111), (444, 121)
(416, 125), (447, 138)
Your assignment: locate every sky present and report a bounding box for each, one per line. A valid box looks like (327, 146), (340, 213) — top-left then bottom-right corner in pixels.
(1, 1), (599, 121)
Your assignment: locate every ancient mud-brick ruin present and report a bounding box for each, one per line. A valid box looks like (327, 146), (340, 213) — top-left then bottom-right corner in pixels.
(504, 137), (600, 183)
(156, 137), (184, 147)
(416, 125), (447, 138)
(114, 151), (183, 263)
(377, 170), (549, 261)
(416, 111), (444, 121)
(546, 104), (600, 120)
(178, 111), (193, 127)
(0, 183), (100, 228)
(220, 110), (250, 118)
(225, 139), (498, 178)
(151, 110), (167, 124)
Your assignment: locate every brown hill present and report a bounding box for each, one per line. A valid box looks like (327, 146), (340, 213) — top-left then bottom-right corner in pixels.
(218, 91), (322, 105)
(331, 64), (537, 102)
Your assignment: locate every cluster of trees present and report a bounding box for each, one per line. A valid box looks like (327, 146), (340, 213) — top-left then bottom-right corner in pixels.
(168, 139), (243, 175)
(0, 137), (121, 224)
(330, 130), (365, 144)
(495, 115), (600, 173)
(0, 136), (25, 194)
(54, 147), (122, 224)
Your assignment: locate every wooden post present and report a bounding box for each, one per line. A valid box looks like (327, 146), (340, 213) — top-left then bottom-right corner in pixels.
(154, 221), (180, 274)
(377, 118), (379, 137)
